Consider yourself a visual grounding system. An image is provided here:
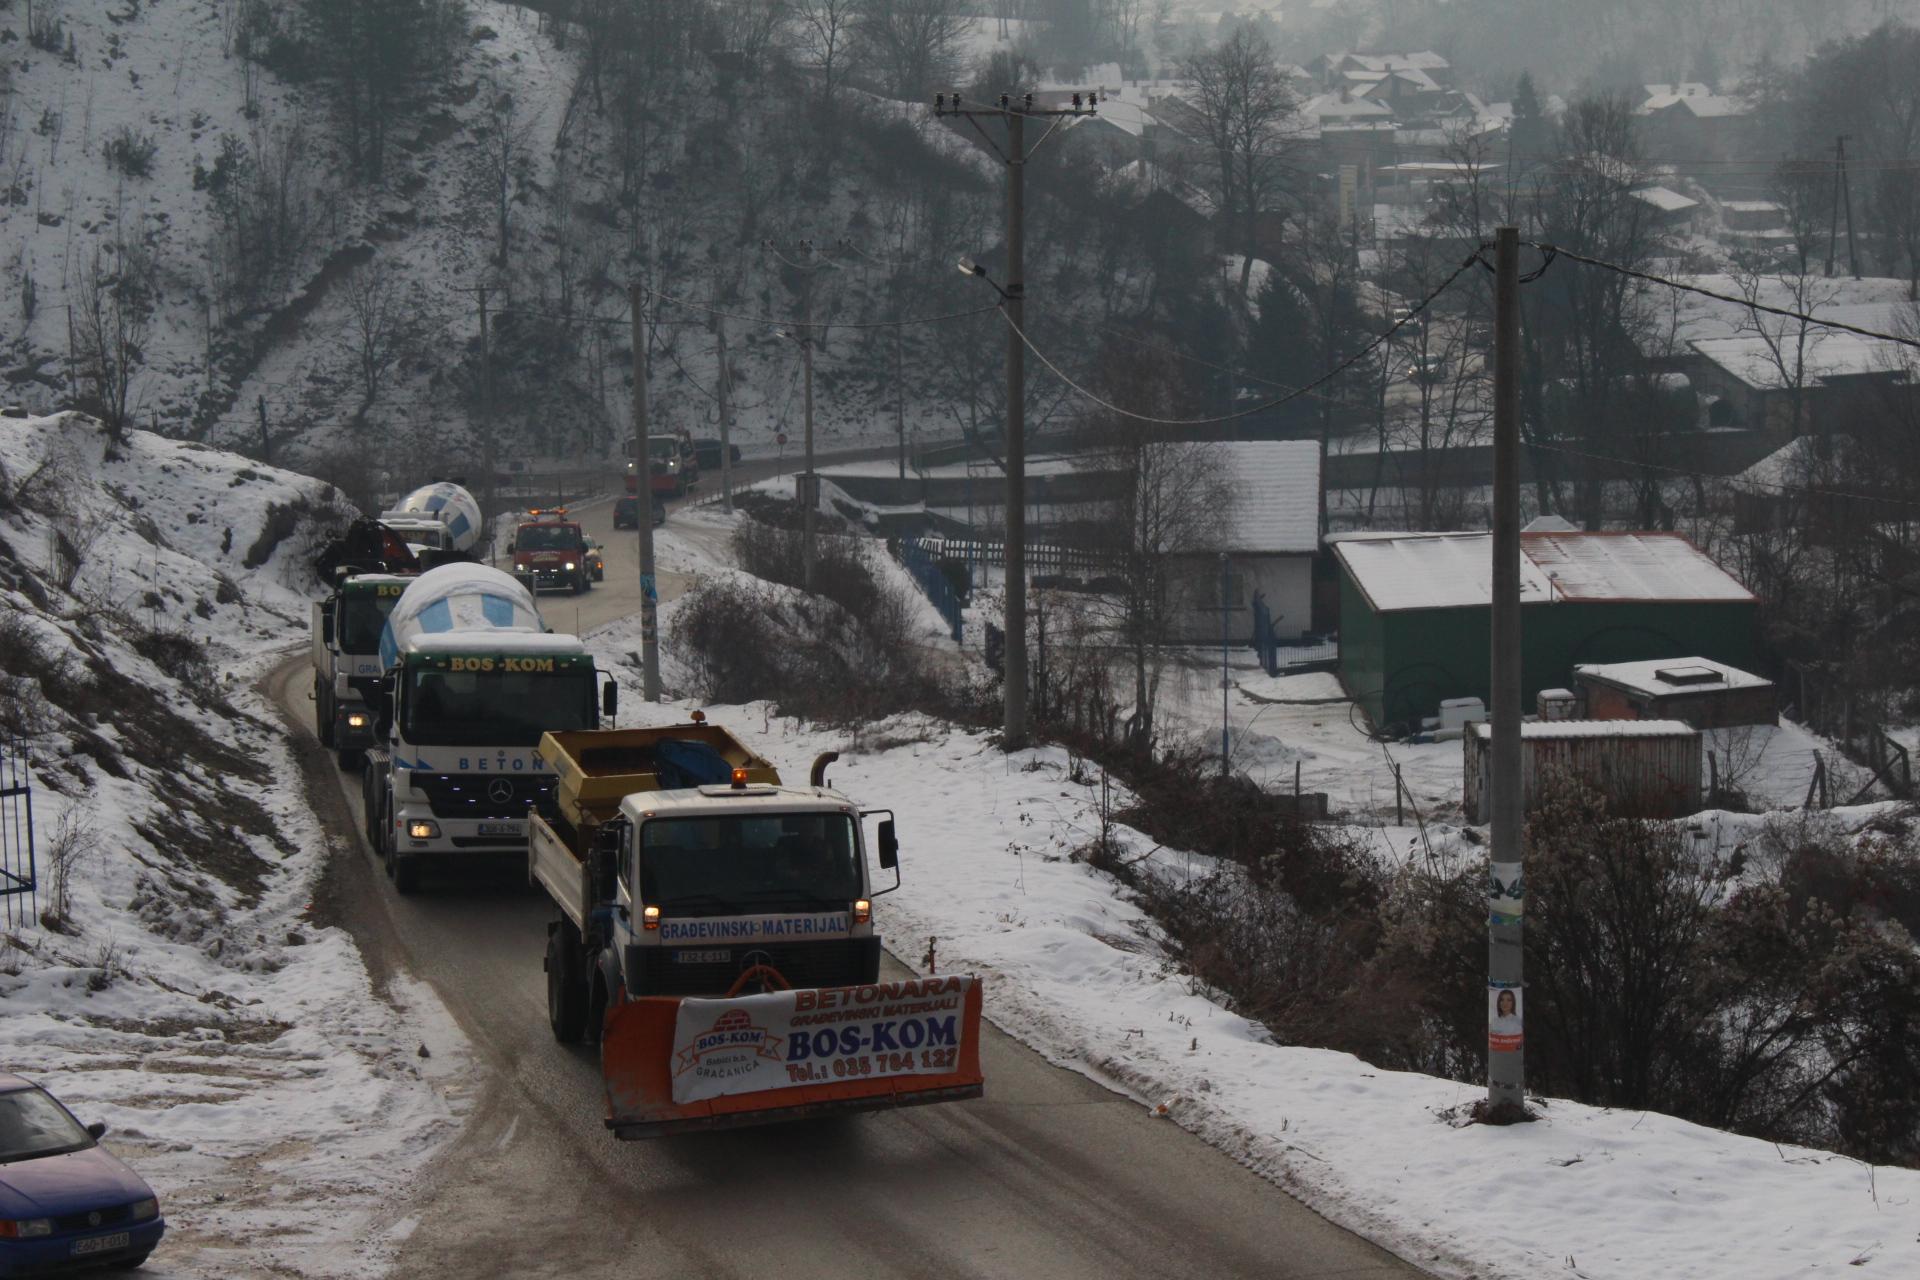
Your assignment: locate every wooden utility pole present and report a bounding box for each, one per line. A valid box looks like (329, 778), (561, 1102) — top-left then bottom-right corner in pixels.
(895, 324), (907, 481)
(257, 395), (270, 465)
(477, 286), (494, 474)
(935, 91), (1098, 749)
(630, 284), (661, 702)
(1487, 225), (1526, 1120)
(1838, 136), (1861, 280)
(802, 267), (817, 592)
(716, 317), (734, 514)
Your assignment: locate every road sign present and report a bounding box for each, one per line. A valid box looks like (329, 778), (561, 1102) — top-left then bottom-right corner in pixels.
(776, 432), (788, 445)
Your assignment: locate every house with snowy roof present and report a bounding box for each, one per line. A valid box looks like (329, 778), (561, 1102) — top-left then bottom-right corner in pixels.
(1333, 530), (1759, 725)
(1170, 441), (1323, 644)
(1635, 83), (1756, 171)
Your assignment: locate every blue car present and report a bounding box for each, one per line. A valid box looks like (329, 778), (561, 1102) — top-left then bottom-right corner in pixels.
(0, 1075), (163, 1274)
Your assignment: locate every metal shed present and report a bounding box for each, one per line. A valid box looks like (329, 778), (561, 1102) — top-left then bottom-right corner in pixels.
(1462, 719), (1703, 822)
(1334, 531), (1759, 730)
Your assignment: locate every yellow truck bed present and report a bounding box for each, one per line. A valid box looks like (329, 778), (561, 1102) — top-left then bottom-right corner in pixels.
(539, 724), (781, 828)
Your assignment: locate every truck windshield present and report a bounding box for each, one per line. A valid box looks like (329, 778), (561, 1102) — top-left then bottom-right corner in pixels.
(403, 667), (596, 745)
(640, 814), (862, 912)
(647, 438), (678, 461)
(338, 594), (398, 653)
(516, 525), (581, 551)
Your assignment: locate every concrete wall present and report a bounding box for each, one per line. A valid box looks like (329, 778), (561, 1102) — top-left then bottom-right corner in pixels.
(1169, 554), (1313, 645)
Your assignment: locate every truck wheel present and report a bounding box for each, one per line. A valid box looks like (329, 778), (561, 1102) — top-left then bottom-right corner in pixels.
(316, 683), (335, 748)
(572, 572), (587, 596)
(546, 924), (587, 1043)
(392, 855), (420, 894)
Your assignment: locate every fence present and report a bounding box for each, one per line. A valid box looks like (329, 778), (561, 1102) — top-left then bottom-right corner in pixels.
(896, 539), (966, 643)
(1, 740), (35, 929)
(904, 536), (1120, 580)
(1783, 661), (1914, 804)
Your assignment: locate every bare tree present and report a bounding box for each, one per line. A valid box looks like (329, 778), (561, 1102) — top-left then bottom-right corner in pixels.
(1069, 349), (1233, 752)
(1181, 27), (1302, 295)
(857, 0), (970, 101)
(71, 246), (151, 440)
(338, 263), (404, 408)
(790, 0), (863, 115)
(476, 88), (534, 265)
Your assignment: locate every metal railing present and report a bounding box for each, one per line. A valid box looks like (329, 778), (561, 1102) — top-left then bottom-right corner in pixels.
(1, 739), (36, 928)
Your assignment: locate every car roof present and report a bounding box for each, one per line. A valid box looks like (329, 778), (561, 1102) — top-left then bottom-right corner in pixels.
(0, 1073), (36, 1093)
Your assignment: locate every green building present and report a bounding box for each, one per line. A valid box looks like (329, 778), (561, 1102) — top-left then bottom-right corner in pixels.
(1334, 531), (1760, 730)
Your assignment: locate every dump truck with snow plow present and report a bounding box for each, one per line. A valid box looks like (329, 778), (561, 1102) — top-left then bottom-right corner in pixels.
(361, 563), (617, 893)
(528, 721), (984, 1138)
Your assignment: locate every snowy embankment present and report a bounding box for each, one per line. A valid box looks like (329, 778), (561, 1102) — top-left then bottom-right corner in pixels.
(0, 414), (463, 1278)
(587, 520), (1918, 1280)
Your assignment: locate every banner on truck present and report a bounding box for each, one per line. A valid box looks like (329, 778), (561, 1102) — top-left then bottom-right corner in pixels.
(669, 976), (975, 1105)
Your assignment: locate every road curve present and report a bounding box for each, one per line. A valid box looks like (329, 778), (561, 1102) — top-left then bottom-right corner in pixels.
(270, 513), (1427, 1280)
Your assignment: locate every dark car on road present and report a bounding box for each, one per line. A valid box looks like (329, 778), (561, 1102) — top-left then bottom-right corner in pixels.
(0, 1075), (165, 1274)
(692, 438), (742, 470)
(612, 496), (665, 529)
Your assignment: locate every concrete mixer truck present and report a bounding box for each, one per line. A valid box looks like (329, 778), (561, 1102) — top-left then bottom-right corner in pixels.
(378, 482), (484, 567)
(361, 563), (617, 893)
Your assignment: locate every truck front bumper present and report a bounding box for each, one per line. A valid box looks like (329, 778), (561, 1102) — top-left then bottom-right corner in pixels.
(392, 808), (528, 857)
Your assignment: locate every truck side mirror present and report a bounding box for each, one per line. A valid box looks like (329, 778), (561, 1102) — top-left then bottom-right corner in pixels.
(506, 540), (515, 553)
(877, 820), (898, 870)
(602, 680), (619, 719)
(321, 611), (335, 646)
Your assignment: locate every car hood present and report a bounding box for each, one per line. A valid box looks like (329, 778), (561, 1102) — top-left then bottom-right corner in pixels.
(0, 1147), (152, 1217)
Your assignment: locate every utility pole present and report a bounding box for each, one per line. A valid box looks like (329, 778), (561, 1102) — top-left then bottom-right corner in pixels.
(629, 284), (661, 702)
(256, 395), (270, 465)
(1219, 553), (1231, 779)
(1838, 136), (1861, 280)
(895, 323), (907, 481)
(937, 90), (1098, 749)
(802, 266), (817, 592)
(1488, 225), (1526, 1120)
(477, 286), (494, 479)
(716, 316), (734, 514)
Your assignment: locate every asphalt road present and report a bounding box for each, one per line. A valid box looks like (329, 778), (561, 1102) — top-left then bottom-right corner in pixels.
(271, 503), (1428, 1280)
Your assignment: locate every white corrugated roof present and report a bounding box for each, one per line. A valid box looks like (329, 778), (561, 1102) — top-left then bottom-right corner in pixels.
(1334, 534), (1554, 611)
(1216, 441), (1322, 554)
(1337, 531), (1755, 612)
(1471, 718), (1699, 740)
(1522, 532), (1756, 603)
(1632, 186), (1699, 213)
(1574, 657), (1772, 697)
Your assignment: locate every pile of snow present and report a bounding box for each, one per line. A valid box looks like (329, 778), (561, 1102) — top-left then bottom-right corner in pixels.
(0, 415), (461, 1277)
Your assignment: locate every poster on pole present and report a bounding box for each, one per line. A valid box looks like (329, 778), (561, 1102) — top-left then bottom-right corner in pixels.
(669, 976), (975, 1104)
(1488, 985), (1524, 1053)
(1489, 861), (1524, 925)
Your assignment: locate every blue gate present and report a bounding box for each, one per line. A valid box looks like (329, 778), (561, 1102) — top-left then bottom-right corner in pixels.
(896, 539), (966, 643)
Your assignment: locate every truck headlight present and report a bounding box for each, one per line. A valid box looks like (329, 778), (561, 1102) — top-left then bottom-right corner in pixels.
(407, 820), (439, 840)
(0, 1219), (53, 1238)
(563, 562), (576, 571)
(345, 712), (368, 729)
(853, 899), (871, 924)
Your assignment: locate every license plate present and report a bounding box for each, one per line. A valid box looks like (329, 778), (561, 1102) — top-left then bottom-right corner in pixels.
(675, 949), (731, 965)
(477, 822), (519, 836)
(72, 1233), (130, 1256)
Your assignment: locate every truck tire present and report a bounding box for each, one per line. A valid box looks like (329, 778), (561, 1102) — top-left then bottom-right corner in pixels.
(336, 746), (361, 772)
(391, 841), (421, 894)
(546, 923), (587, 1043)
(572, 572), (587, 596)
(316, 682), (335, 748)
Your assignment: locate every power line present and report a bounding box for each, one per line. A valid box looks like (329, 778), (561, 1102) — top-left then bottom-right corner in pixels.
(642, 284), (998, 330)
(1006, 250), (1485, 426)
(1536, 243), (1920, 352)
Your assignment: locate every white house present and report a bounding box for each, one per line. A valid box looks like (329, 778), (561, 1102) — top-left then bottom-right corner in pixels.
(1172, 440), (1322, 644)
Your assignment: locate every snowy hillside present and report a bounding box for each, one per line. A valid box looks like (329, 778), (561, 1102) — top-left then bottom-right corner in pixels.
(0, 412), (460, 1277)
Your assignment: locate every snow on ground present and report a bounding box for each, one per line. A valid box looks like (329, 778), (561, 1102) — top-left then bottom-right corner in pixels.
(580, 512), (1920, 1280)
(0, 415), (463, 1277)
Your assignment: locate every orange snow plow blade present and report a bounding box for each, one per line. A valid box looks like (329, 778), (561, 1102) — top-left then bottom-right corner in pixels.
(601, 975), (985, 1139)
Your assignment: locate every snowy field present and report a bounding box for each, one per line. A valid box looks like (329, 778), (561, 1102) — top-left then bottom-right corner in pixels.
(0, 415), (464, 1276)
(582, 514), (1920, 1280)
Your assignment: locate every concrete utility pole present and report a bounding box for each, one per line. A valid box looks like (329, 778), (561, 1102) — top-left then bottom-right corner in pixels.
(895, 324), (907, 481)
(256, 395), (270, 465)
(937, 90), (1099, 749)
(802, 268), (817, 592)
(629, 284), (661, 702)
(1488, 225), (1526, 1119)
(716, 317), (734, 514)
(477, 286), (493, 477)
(1839, 136), (1862, 280)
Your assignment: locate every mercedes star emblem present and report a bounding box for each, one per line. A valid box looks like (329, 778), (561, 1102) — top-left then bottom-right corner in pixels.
(486, 779), (515, 805)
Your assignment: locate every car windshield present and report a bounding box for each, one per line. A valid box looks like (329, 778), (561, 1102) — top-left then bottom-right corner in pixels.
(338, 594), (398, 653)
(647, 438), (678, 460)
(404, 667), (596, 746)
(516, 525), (581, 551)
(640, 814), (862, 913)
(0, 1087), (94, 1164)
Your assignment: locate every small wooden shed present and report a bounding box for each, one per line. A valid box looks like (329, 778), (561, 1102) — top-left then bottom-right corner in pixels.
(1463, 719), (1703, 822)
(1574, 657), (1776, 729)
